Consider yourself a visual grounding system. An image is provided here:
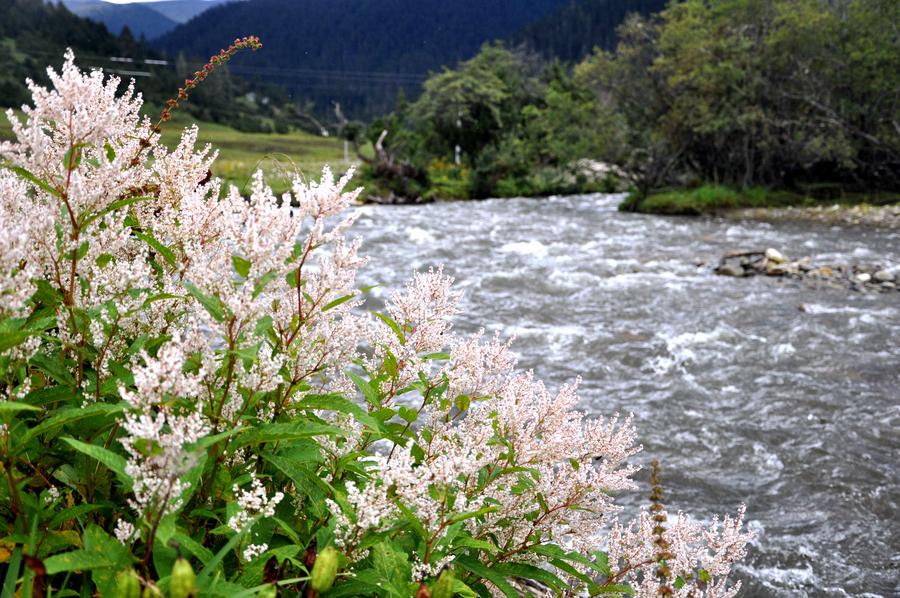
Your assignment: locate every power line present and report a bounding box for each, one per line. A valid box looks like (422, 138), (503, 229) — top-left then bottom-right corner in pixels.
(15, 47), (428, 85)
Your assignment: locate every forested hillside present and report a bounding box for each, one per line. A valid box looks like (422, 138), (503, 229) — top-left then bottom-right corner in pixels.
(154, 0), (571, 116)
(0, 0), (329, 134)
(516, 0), (668, 60)
(0, 0), (164, 107)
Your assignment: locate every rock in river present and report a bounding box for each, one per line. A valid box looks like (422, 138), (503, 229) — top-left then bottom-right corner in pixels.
(716, 264), (746, 277)
(873, 269), (894, 282)
(765, 248), (787, 263)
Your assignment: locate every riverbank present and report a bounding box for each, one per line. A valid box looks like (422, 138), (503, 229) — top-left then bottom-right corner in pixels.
(727, 203), (900, 229)
(619, 185), (900, 226)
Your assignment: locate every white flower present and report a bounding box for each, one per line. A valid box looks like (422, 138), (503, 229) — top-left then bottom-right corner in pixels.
(242, 543), (269, 562)
(228, 474), (284, 532)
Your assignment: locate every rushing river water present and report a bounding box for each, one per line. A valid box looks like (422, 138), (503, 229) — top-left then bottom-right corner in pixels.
(350, 193), (899, 597)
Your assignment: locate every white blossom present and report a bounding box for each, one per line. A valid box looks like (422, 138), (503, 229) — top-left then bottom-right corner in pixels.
(228, 474), (285, 532)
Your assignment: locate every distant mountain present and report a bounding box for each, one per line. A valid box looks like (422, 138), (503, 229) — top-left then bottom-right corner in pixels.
(515, 0), (670, 61)
(154, 0), (570, 116)
(141, 0), (229, 25)
(61, 0), (179, 39)
(60, 0), (227, 39)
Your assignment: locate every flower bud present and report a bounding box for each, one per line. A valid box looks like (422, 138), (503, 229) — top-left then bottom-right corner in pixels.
(431, 570), (455, 598)
(310, 546), (340, 592)
(169, 558), (197, 598)
(115, 569), (141, 598)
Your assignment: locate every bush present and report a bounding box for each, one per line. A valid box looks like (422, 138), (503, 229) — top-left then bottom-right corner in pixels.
(621, 185), (814, 215)
(0, 53), (751, 597)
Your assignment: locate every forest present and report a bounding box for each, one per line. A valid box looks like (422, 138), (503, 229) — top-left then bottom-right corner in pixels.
(359, 0), (900, 207)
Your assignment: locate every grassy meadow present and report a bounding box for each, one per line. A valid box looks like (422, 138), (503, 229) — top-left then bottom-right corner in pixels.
(1, 106), (358, 194)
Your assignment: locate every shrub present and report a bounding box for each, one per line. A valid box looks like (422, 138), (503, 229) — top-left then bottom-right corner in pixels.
(0, 52), (752, 597)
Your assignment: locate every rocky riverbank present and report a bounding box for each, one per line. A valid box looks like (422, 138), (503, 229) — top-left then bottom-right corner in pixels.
(715, 248), (899, 293)
(728, 203), (900, 228)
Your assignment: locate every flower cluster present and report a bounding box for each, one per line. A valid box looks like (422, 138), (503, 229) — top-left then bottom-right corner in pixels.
(228, 474), (285, 532)
(607, 506), (753, 597)
(0, 52), (752, 598)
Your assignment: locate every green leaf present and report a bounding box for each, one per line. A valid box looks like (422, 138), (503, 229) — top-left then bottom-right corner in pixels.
(398, 406), (417, 424)
(2, 163), (60, 197)
(0, 401), (41, 414)
(104, 142), (116, 162)
(44, 549), (113, 574)
(172, 531), (214, 563)
(593, 583), (633, 594)
(135, 231), (177, 267)
(234, 421), (339, 447)
(447, 505), (496, 525)
(74, 240), (89, 261)
(0, 329), (34, 354)
(63, 144), (85, 170)
(383, 350), (399, 378)
(346, 370), (381, 408)
(374, 311), (406, 344)
(529, 544), (611, 576)
(49, 504), (103, 528)
(322, 293), (356, 312)
(184, 281), (225, 322)
(83, 524), (136, 595)
(30, 353), (77, 387)
(61, 437), (131, 485)
(456, 557), (519, 598)
(232, 255), (251, 278)
(252, 271), (279, 298)
(196, 527), (249, 585)
(452, 536), (498, 553)
(494, 562), (566, 592)
(191, 426), (245, 450)
(294, 394), (384, 432)
(82, 195), (154, 229)
(22, 403), (124, 445)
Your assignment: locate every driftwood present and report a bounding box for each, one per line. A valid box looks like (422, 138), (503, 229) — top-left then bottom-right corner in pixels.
(718, 250), (765, 266)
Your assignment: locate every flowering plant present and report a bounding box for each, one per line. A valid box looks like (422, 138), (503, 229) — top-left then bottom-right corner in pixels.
(0, 53), (751, 597)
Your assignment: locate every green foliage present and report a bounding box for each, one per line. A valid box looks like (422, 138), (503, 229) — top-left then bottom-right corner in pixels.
(0, 113), (627, 596)
(621, 185), (808, 215)
(584, 0), (900, 194)
(366, 44), (628, 200)
(366, 0), (899, 202)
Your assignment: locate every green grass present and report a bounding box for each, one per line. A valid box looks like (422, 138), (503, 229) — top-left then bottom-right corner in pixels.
(1, 106), (356, 194)
(155, 109), (354, 194)
(620, 184), (900, 215)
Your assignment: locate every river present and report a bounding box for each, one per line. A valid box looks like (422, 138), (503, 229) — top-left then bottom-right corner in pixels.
(350, 193), (899, 597)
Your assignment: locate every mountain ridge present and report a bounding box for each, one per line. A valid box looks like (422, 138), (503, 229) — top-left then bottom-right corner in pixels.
(61, 0), (226, 39)
(154, 0), (669, 116)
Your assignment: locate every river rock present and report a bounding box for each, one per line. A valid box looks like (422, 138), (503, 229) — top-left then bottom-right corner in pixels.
(765, 248), (787, 263)
(766, 262), (788, 276)
(873, 270), (894, 282)
(856, 272), (872, 283)
(717, 264), (746, 277)
(882, 281), (896, 289)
